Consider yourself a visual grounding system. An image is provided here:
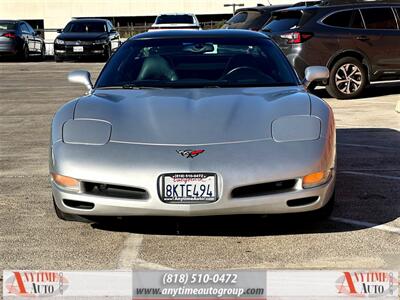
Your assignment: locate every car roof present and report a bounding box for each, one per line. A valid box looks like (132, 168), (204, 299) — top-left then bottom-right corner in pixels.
(132, 29), (268, 40)
(156, 13), (196, 16)
(69, 18), (109, 23)
(0, 20), (19, 23)
(236, 4), (290, 13)
(276, 0), (400, 13)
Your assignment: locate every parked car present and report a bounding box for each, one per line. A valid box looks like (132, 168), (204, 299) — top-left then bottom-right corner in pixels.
(149, 13), (201, 31)
(50, 30), (336, 222)
(222, 2), (320, 31)
(222, 5), (291, 31)
(0, 20), (45, 60)
(262, 0), (400, 99)
(54, 19), (120, 62)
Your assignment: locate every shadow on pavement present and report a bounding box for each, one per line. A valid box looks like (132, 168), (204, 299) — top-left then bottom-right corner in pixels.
(91, 128), (399, 236)
(313, 82), (400, 99)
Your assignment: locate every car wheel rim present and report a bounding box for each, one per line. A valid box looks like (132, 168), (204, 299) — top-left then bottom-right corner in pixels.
(335, 63), (362, 95)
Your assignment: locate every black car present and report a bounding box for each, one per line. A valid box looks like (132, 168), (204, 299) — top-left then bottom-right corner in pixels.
(0, 20), (45, 60)
(222, 5), (291, 31)
(54, 19), (120, 62)
(262, 0), (400, 99)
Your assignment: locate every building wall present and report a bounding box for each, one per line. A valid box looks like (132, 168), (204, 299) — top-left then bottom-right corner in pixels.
(0, 0), (298, 29)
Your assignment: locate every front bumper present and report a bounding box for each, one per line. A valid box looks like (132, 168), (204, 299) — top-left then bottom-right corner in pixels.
(54, 43), (108, 57)
(51, 138), (336, 217)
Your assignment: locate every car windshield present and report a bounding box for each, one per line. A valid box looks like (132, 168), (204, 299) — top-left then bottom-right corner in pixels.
(63, 21), (107, 33)
(155, 15), (194, 24)
(96, 37), (299, 89)
(0, 22), (17, 30)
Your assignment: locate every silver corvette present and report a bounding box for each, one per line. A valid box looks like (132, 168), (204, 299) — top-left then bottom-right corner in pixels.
(50, 30), (336, 221)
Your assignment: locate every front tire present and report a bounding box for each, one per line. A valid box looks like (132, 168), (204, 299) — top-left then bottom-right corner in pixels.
(53, 197), (85, 222)
(301, 190), (335, 221)
(326, 57), (367, 99)
(19, 44), (29, 61)
(54, 55), (63, 63)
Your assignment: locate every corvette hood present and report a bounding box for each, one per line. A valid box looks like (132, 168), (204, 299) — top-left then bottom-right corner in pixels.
(73, 87), (310, 145)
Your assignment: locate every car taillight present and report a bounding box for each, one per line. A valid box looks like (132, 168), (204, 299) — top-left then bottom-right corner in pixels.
(2, 32), (16, 39)
(280, 32), (313, 44)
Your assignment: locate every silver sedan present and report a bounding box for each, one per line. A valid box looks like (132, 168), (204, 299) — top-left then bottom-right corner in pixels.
(50, 30), (336, 222)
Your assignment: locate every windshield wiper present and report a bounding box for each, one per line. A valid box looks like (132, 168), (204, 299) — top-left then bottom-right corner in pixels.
(122, 84), (162, 90)
(96, 85), (162, 90)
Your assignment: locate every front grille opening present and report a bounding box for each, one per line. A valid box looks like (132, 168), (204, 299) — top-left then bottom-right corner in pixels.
(83, 182), (149, 200)
(63, 199), (94, 210)
(231, 179), (297, 198)
(287, 196), (319, 207)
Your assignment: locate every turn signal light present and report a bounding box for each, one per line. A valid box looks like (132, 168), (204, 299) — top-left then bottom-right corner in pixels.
(51, 173), (80, 189)
(303, 171), (329, 188)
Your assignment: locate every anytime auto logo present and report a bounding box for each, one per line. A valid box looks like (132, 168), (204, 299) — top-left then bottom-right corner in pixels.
(176, 149), (205, 159)
(336, 271), (398, 297)
(5, 271), (69, 297)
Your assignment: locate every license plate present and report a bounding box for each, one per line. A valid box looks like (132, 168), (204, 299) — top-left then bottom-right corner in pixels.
(73, 46), (84, 52)
(161, 173), (218, 203)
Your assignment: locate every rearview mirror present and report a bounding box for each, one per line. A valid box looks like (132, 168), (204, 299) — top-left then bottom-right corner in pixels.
(303, 66), (329, 89)
(68, 70), (93, 92)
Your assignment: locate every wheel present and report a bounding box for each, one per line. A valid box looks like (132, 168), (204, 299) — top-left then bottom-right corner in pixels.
(301, 190), (335, 221)
(326, 57), (367, 99)
(18, 44), (29, 61)
(104, 44), (112, 61)
(54, 55), (63, 63)
(53, 197), (86, 222)
(40, 44), (46, 60)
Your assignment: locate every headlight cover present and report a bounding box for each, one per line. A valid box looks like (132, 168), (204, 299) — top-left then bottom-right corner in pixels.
(54, 38), (65, 45)
(272, 115), (321, 142)
(62, 119), (111, 145)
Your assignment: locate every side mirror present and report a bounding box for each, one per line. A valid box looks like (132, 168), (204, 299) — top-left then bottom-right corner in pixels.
(57, 29), (62, 33)
(303, 66), (329, 89)
(68, 70), (93, 92)
(109, 28), (117, 33)
(35, 31), (41, 36)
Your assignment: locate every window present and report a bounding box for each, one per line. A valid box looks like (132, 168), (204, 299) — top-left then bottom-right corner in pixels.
(155, 15), (194, 25)
(262, 11), (303, 32)
(323, 10), (353, 27)
(20, 23), (30, 33)
(227, 12), (249, 24)
(96, 38), (299, 89)
(361, 8), (397, 29)
(0, 22), (16, 30)
(64, 21), (107, 33)
(351, 10), (364, 29)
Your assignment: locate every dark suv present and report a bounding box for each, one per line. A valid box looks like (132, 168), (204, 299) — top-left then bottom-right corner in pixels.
(262, 0), (400, 99)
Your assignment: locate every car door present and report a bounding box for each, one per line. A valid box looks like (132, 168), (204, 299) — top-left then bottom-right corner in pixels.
(356, 7), (400, 76)
(20, 23), (35, 52)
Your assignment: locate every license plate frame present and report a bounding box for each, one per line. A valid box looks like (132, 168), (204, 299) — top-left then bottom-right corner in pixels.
(160, 173), (218, 203)
(73, 46), (84, 53)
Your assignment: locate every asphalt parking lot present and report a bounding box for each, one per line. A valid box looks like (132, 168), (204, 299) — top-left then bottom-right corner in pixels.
(0, 62), (399, 278)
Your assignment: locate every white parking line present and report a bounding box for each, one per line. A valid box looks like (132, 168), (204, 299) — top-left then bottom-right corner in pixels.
(340, 171), (400, 180)
(330, 217), (400, 235)
(117, 234), (172, 270)
(117, 234), (143, 269)
(338, 143), (400, 151)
